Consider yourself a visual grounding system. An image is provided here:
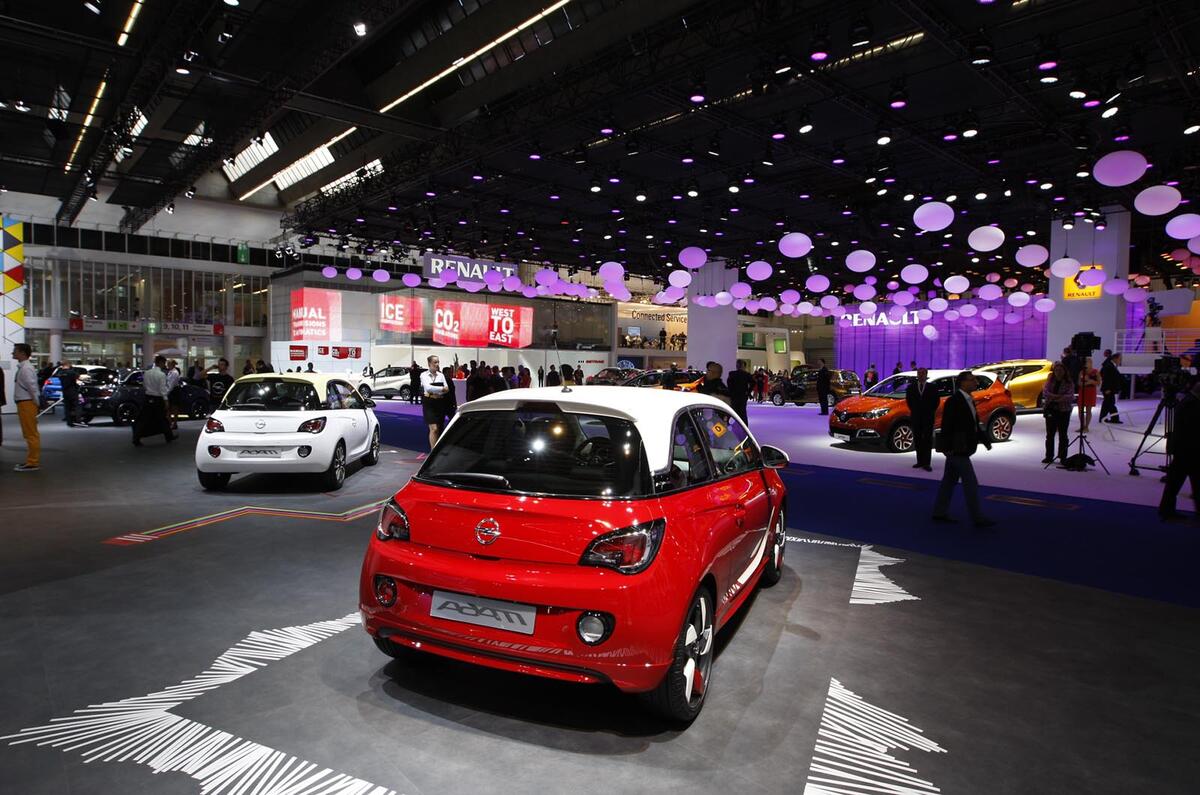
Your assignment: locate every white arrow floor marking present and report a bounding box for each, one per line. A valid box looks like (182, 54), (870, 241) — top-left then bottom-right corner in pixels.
(3, 613), (399, 795)
(804, 677), (946, 795)
(850, 545), (920, 606)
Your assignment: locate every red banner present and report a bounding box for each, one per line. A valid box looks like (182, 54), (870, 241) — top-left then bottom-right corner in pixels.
(289, 345), (308, 361)
(290, 288), (342, 341)
(433, 300), (533, 348)
(379, 294), (424, 333)
(331, 346), (362, 360)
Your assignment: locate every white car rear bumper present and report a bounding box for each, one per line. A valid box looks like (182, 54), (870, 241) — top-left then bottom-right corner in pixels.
(194, 430), (337, 473)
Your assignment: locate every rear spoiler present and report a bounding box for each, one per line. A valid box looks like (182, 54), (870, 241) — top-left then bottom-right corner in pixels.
(457, 396), (637, 423)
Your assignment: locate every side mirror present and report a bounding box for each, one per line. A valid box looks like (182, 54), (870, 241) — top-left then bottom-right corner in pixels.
(761, 445), (789, 469)
(363, 398), (377, 408)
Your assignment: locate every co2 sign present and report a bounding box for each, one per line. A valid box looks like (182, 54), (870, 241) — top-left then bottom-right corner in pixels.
(432, 300), (533, 348)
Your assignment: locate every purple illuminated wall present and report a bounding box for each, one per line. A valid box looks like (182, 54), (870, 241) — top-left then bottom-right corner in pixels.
(835, 302), (1047, 377)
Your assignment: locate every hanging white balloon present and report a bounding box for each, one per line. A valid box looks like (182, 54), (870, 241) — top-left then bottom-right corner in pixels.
(1165, 213), (1200, 240)
(929, 297), (948, 312)
(852, 283), (876, 301)
(913, 201), (954, 232)
(1049, 257), (1082, 279)
(1034, 298), (1056, 313)
(943, 275), (971, 294)
(1077, 268), (1107, 287)
(778, 232), (814, 258)
(922, 325), (939, 341)
(1092, 149), (1148, 187)
(1015, 244), (1049, 267)
(1102, 279), (1129, 296)
(845, 249), (877, 273)
(959, 303), (979, 317)
(900, 263), (929, 284)
(980, 307), (1000, 321)
(1123, 288), (1149, 303)
(819, 294), (840, 309)
(967, 225), (1005, 252)
(729, 281), (752, 299)
(780, 289), (801, 304)
(858, 300), (877, 315)
(1007, 291), (1031, 307)
(894, 291), (915, 306)
(745, 260), (773, 281)
(1133, 185), (1182, 216)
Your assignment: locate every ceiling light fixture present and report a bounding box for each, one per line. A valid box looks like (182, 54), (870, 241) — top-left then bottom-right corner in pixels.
(84, 0), (101, 14)
(810, 31), (830, 62)
(707, 135), (721, 157)
(184, 186), (196, 198)
(876, 126), (892, 146)
(831, 146), (847, 165)
(797, 107), (814, 134)
(1113, 124), (1131, 142)
(970, 40), (993, 66)
(14, 99), (30, 112)
(888, 82), (908, 109)
(165, 202), (175, 214)
(353, 21), (367, 37)
(849, 15), (872, 48)
(1101, 105), (1119, 119)
(689, 77), (706, 104)
(773, 51), (793, 76)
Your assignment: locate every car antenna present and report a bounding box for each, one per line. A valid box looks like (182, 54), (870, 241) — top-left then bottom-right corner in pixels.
(551, 323), (570, 392)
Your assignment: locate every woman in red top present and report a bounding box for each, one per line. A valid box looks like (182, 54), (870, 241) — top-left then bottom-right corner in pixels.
(1078, 356), (1100, 433)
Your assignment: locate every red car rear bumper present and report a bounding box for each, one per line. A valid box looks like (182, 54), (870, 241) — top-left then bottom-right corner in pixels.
(360, 538), (682, 692)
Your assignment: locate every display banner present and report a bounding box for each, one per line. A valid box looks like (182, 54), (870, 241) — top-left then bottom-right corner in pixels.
(290, 288), (342, 341)
(421, 252), (518, 282)
(432, 300), (533, 348)
(1063, 265), (1104, 301)
(289, 345), (308, 361)
(379, 294), (424, 333)
(69, 318), (143, 332)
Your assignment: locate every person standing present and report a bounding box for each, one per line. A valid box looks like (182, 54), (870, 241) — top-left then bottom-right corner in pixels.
(420, 355), (451, 449)
(696, 361), (731, 403)
(407, 361), (422, 404)
(305, 362), (316, 373)
(727, 359), (754, 425)
(862, 363), (879, 390)
(133, 355), (175, 446)
(545, 365), (561, 387)
(1041, 363), (1074, 464)
(658, 328), (668, 350)
(893, 362), (903, 375)
(54, 361), (81, 427)
(1078, 357), (1100, 433)
(207, 358), (235, 406)
(537, 365), (545, 387)
(1099, 350), (1123, 424)
(1060, 346), (1081, 386)
(242, 359), (255, 376)
(165, 359), (181, 431)
(465, 365), (489, 401)
(662, 362), (679, 391)
(905, 367), (939, 471)
(754, 368), (768, 403)
(518, 365), (531, 388)
(816, 359), (832, 415)
(189, 358), (208, 386)
(1159, 376), (1200, 520)
(12, 343), (40, 471)
(931, 371), (994, 527)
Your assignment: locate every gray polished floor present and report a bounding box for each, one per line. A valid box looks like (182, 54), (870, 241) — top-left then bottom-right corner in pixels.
(1, 416), (1197, 794)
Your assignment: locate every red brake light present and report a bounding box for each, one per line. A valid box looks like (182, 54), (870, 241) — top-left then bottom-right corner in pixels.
(204, 418), (224, 433)
(581, 519), (665, 574)
(376, 500), (410, 541)
(297, 417), (327, 434)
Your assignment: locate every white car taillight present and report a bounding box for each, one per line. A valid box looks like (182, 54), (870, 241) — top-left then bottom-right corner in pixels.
(205, 418), (225, 433)
(376, 500), (410, 541)
(297, 417), (326, 433)
(580, 519), (665, 574)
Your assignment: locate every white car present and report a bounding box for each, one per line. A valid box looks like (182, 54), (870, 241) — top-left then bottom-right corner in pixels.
(195, 373), (381, 491)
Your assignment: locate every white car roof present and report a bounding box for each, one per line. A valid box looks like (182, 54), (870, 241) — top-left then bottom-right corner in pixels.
(459, 386), (746, 472)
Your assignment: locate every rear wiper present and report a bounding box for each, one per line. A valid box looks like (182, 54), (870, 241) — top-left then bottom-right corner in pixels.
(429, 472), (512, 489)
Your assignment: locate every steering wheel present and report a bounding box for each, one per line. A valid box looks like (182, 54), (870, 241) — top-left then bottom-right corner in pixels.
(573, 436), (614, 467)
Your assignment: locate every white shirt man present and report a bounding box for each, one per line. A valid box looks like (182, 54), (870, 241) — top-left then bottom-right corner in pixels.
(420, 364), (448, 398)
(143, 363), (169, 398)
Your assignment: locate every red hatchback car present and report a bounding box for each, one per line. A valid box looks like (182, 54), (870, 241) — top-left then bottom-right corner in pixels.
(360, 386), (789, 721)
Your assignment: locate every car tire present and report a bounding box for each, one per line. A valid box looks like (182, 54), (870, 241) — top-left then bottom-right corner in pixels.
(886, 421), (915, 453)
(359, 384), (372, 398)
(759, 509), (787, 588)
(114, 402), (139, 426)
(771, 393), (785, 406)
(189, 398), (210, 419)
(642, 586), (715, 724)
(987, 411), (1014, 443)
(363, 427), (381, 466)
(198, 471), (231, 491)
(399, 385), (411, 401)
(323, 441), (347, 490)
(372, 636), (416, 660)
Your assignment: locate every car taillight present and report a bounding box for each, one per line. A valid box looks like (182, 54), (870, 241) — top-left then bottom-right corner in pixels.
(376, 500), (410, 541)
(580, 518), (665, 574)
(297, 417), (326, 433)
(205, 418), (224, 433)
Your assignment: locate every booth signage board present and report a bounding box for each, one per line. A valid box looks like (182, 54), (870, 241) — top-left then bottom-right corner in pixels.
(379, 294), (424, 333)
(289, 345), (308, 361)
(432, 300), (533, 348)
(160, 321), (216, 335)
(1063, 265), (1104, 301)
(290, 288), (343, 341)
(421, 252), (518, 282)
(236, 243), (250, 264)
(68, 318), (143, 333)
(848, 310), (924, 327)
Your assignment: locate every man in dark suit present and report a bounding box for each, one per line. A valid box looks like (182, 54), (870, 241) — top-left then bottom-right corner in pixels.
(905, 367), (940, 471)
(932, 371), (994, 527)
(1099, 350), (1123, 424)
(1159, 375), (1200, 520)
(726, 359), (754, 425)
(816, 359), (832, 415)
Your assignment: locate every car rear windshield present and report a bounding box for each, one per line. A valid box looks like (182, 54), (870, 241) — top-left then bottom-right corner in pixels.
(418, 406), (652, 498)
(223, 379), (321, 411)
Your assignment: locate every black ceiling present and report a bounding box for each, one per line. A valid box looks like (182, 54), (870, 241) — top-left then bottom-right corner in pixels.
(3, 0), (1199, 292)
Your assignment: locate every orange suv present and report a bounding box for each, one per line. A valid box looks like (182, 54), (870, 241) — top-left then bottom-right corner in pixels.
(828, 369), (1016, 452)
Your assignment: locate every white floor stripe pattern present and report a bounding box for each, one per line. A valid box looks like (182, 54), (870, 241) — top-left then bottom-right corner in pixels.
(3, 613), (398, 795)
(804, 677), (946, 795)
(850, 545), (920, 605)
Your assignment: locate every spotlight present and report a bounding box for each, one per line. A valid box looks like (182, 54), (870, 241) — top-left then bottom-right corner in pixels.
(589, 176), (602, 193)
(635, 185), (648, 202)
(84, 0), (101, 14)
(760, 145), (775, 167)
(274, 248), (284, 259)
(1062, 218), (1074, 230)
(1101, 105), (1119, 119)
(625, 137), (641, 156)
(14, 99), (29, 112)
(945, 194), (958, 203)
(773, 51), (793, 76)
(1039, 181), (1053, 190)
(607, 167), (621, 184)
(849, 15), (872, 48)
(974, 191), (987, 200)
(681, 146), (695, 165)
(688, 78), (706, 104)
(573, 144), (588, 165)
(184, 185), (196, 198)
(353, 21), (367, 37)
(1185, 114), (1200, 136)
(87, 187), (98, 201)
(165, 202), (175, 214)
(218, 20), (235, 43)
(796, 107), (814, 134)
(1124, 51), (1146, 85)
(888, 83), (908, 110)
(727, 179), (740, 194)
(831, 146), (846, 165)
(686, 180), (700, 198)
(876, 127), (892, 146)
(706, 135), (721, 157)
(387, 197), (399, 211)
(1113, 124), (1131, 142)
(1096, 215), (1108, 231)
(1036, 40), (1059, 72)
(903, 193), (916, 201)
(742, 171), (755, 185)
(599, 115), (616, 136)
(770, 116), (787, 140)
(942, 124), (958, 142)
(970, 40), (994, 66)
(1075, 163), (1090, 178)
(809, 32), (830, 62)
(961, 111), (980, 138)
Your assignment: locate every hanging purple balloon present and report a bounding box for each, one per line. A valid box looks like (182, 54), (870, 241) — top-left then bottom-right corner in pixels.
(483, 269), (505, 286)
(440, 268), (458, 283)
(745, 260), (773, 281)
(1165, 213), (1200, 240)
(401, 273), (421, 288)
(1034, 298), (1056, 313)
(1102, 279), (1129, 296)
(462, 281), (485, 293)
(780, 289), (801, 304)
(321, 266), (338, 279)
(943, 274), (970, 294)
(980, 307), (1000, 321)
(679, 246), (708, 269)
(893, 291), (915, 307)
(732, 298), (746, 310)
(922, 325), (939, 341)
(959, 303), (978, 317)
(845, 249), (876, 273)
(1004, 313), (1023, 325)
(978, 284), (1003, 301)
(346, 267), (363, 281)
(1134, 185), (1182, 216)
(900, 263), (929, 284)
(858, 300), (877, 316)
(598, 261), (624, 281)
(760, 297), (778, 311)
(1014, 244), (1049, 267)
(944, 309), (960, 321)
(778, 232), (813, 258)
(1077, 268), (1106, 287)
(985, 272), (1001, 283)
(929, 297), (948, 312)
(535, 268), (558, 286)
(522, 285), (538, 298)
(806, 274), (831, 293)
(819, 294), (840, 309)
(427, 277), (445, 288)
(913, 201), (954, 232)
(1123, 288), (1149, 303)
(669, 269), (692, 288)
(1092, 149), (1148, 187)
(853, 284), (876, 301)
(502, 274), (523, 291)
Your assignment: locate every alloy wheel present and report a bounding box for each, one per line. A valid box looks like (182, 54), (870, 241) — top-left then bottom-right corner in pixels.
(370, 429), (380, 459)
(333, 445), (346, 484)
(681, 592), (714, 707)
(892, 424), (915, 452)
(991, 414), (1013, 441)
(773, 513), (786, 570)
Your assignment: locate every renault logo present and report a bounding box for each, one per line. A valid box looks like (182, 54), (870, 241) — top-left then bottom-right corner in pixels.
(254, 419), (267, 430)
(474, 518), (501, 546)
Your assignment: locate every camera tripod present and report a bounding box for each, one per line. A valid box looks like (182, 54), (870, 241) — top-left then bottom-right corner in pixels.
(1128, 396), (1174, 477)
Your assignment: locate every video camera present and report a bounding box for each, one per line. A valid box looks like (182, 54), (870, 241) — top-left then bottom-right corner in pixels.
(1070, 331), (1102, 357)
(1153, 355), (1193, 403)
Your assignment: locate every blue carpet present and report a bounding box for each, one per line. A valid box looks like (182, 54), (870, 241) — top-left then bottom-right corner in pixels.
(379, 410), (1199, 608)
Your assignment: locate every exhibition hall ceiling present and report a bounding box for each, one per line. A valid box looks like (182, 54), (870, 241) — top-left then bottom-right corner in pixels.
(2, 0), (1199, 292)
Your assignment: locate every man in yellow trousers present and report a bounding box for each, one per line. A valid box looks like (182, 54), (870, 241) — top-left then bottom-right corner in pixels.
(12, 342), (40, 472)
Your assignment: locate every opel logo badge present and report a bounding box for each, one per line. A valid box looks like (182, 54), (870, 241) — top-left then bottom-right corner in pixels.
(475, 518), (501, 546)
(254, 419), (266, 430)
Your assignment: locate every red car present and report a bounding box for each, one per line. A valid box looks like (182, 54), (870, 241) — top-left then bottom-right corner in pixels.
(360, 386), (789, 722)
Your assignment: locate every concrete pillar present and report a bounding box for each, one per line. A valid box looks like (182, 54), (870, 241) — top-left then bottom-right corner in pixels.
(1046, 207), (1131, 358)
(50, 330), (63, 364)
(224, 331), (236, 365)
(142, 330), (154, 367)
(607, 300), (619, 367)
(686, 260), (737, 374)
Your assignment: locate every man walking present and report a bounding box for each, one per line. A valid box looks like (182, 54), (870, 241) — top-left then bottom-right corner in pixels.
(12, 343), (40, 471)
(905, 367), (939, 471)
(727, 359), (754, 425)
(1159, 375), (1200, 520)
(54, 360), (81, 427)
(696, 361), (731, 403)
(133, 355), (175, 446)
(932, 371), (994, 527)
(207, 358), (235, 406)
(1099, 350), (1123, 424)
(816, 359), (832, 415)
